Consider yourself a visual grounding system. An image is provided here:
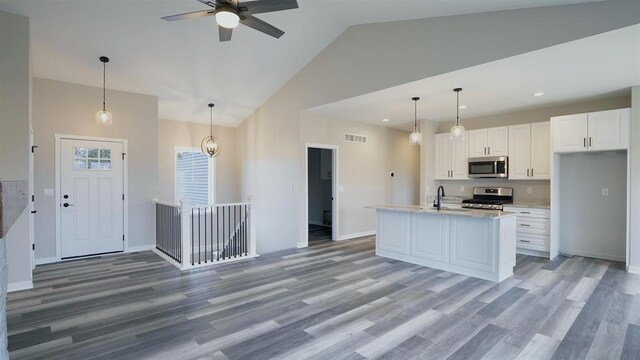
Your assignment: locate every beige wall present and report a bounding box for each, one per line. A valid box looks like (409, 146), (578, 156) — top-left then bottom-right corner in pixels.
(237, 1), (640, 254)
(299, 112), (419, 246)
(32, 78), (159, 261)
(0, 10), (33, 299)
(157, 119), (240, 204)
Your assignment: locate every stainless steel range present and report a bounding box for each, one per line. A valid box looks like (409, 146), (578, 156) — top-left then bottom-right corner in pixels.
(461, 187), (513, 211)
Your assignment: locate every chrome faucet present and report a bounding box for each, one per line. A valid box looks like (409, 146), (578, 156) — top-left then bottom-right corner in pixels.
(433, 185), (446, 210)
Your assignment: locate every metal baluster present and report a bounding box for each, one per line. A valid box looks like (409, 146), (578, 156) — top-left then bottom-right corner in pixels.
(227, 206), (230, 259)
(210, 205), (214, 262)
(191, 207), (194, 265)
(216, 206), (220, 261)
(198, 207), (201, 264)
(234, 206), (237, 257)
(204, 206), (208, 263)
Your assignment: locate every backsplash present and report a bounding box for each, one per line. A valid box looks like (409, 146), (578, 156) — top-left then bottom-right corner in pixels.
(430, 179), (550, 203)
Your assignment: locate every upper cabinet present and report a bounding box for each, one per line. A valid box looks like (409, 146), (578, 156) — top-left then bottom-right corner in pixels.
(467, 127), (508, 157)
(508, 122), (550, 180)
(434, 133), (468, 180)
(552, 109), (629, 153)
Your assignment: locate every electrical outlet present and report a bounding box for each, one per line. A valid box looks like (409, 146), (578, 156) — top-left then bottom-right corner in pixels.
(425, 186), (430, 194)
(602, 188), (609, 196)
(527, 187), (532, 194)
(339, 186), (345, 192)
(460, 186), (465, 193)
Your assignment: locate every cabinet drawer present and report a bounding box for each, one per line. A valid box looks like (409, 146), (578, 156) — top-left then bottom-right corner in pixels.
(516, 217), (550, 235)
(503, 206), (550, 219)
(516, 233), (549, 251)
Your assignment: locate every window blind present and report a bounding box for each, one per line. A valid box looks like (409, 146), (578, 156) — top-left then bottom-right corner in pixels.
(176, 151), (210, 205)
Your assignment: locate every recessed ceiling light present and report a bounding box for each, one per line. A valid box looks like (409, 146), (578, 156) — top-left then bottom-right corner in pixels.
(532, 92), (545, 97)
(382, 118), (389, 122)
(459, 105), (467, 109)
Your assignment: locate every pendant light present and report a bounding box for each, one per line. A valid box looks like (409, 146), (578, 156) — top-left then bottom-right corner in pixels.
(409, 97), (422, 145)
(201, 103), (221, 158)
(450, 88), (465, 138)
(96, 56), (113, 125)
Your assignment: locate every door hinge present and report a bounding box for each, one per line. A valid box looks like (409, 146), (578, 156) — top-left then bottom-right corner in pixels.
(122, 234), (125, 241)
(122, 153), (126, 160)
(31, 145), (38, 153)
(122, 194), (125, 201)
(32, 244), (35, 251)
(31, 195), (35, 202)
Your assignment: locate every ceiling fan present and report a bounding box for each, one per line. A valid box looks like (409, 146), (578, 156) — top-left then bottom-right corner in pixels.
(162, 0), (299, 42)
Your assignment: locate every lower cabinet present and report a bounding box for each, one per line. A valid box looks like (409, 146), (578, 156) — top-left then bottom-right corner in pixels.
(411, 214), (448, 262)
(450, 217), (494, 272)
(377, 211), (410, 254)
(503, 206), (550, 253)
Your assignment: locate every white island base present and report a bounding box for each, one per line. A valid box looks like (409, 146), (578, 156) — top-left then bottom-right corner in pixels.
(373, 206), (517, 282)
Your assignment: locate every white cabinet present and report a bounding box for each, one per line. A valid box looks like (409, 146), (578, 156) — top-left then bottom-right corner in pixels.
(503, 206), (550, 253)
(468, 127), (509, 157)
(434, 133), (468, 180)
(552, 109), (629, 153)
(508, 122), (550, 180)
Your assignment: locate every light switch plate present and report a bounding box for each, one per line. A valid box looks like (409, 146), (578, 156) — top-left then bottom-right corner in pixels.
(44, 188), (54, 197)
(339, 186), (344, 192)
(460, 186), (465, 193)
(527, 187), (533, 194)
(602, 188), (609, 196)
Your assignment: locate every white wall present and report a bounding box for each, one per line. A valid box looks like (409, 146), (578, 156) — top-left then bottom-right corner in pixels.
(307, 148), (332, 226)
(32, 78), (159, 261)
(157, 119), (240, 204)
(557, 152), (627, 262)
(237, 1), (640, 254)
(0, 9), (31, 358)
(629, 86), (640, 271)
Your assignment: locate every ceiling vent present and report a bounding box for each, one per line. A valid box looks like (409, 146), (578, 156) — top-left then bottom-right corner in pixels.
(344, 133), (367, 144)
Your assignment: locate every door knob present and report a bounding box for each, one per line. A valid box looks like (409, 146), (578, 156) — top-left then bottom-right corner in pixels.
(63, 203), (74, 208)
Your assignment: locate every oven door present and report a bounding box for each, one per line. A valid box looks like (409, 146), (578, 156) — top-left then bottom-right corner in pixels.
(468, 157), (508, 178)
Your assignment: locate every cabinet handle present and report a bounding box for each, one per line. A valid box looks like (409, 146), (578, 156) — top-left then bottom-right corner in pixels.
(520, 211), (531, 214)
(520, 240), (531, 243)
(527, 169), (529, 177)
(520, 224), (530, 227)
(531, 168), (534, 177)
(488, 147), (491, 155)
(589, 137), (592, 147)
(484, 147), (486, 155)
(584, 138), (587, 148)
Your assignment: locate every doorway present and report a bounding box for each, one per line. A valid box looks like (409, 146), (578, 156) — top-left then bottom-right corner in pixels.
(305, 144), (338, 246)
(56, 136), (127, 259)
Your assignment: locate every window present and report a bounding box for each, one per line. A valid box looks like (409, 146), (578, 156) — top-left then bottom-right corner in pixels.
(174, 148), (215, 205)
(74, 147), (112, 170)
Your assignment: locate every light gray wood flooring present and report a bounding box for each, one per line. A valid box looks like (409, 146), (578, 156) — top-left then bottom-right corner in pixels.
(6, 237), (640, 359)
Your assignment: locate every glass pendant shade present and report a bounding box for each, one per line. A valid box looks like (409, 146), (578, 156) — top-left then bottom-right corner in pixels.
(216, 8), (240, 28)
(450, 124), (465, 138)
(96, 109), (113, 125)
(409, 130), (422, 145)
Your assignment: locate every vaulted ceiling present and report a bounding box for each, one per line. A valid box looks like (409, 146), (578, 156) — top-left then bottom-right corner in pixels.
(0, 0), (602, 126)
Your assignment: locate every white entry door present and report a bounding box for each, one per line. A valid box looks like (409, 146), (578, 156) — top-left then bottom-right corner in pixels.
(60, 139), (124, 258)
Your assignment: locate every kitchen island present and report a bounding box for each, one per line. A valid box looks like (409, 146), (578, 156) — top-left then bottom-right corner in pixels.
(370, 205), (516, 282)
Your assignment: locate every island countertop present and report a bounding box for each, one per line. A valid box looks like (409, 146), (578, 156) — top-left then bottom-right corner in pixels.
(367, 205), (516, 219)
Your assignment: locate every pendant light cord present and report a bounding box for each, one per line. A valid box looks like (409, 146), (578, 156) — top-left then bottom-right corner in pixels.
(456, 91), (459, 126)
(210, 107), (213, 135)
(414, 100), (417, 132)
(102, 61), (106, 111)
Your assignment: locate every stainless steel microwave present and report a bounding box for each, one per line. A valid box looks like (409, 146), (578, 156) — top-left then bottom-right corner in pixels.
(468, 156), (508, 178)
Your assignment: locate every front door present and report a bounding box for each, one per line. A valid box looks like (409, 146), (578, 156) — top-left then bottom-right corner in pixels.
(60, 138), (124, 259)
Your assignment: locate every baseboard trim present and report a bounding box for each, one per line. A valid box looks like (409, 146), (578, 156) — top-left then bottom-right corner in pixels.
(516, 248), (549, 259)
(558, 249), (625, 263)
(127, 244), (154, 253)
(8, 281), (33, 293)
(297, 242), (308, 248)
(337, 230), (376, 241)
(35, 256), (59, 265)
(627, 265), (640, 274)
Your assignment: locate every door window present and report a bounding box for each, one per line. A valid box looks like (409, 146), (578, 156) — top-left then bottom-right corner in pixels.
(74, 147), (112, 170)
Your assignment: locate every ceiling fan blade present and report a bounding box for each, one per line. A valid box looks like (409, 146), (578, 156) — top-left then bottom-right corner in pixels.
(196, 0), (219, 8)
(239, 0), (298, 14)
(162, 9), (215, 21)
(240, 14), (285, 38)
(219, 26), (233, 42)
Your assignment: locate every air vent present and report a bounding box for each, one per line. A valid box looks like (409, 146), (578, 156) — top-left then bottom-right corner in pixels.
(344, 133), (367, 144)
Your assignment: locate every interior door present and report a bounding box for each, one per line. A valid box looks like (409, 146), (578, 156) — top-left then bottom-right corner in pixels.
(60, 139), (124, 258)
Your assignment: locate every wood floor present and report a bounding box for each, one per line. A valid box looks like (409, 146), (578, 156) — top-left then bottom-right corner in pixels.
(308, 224), (332, 243)
(6, 237), (640, 360)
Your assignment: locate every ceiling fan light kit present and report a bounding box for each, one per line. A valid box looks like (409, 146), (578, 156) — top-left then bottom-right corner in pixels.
(162, 0), (299, 42)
